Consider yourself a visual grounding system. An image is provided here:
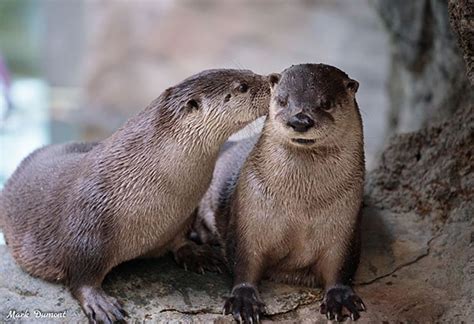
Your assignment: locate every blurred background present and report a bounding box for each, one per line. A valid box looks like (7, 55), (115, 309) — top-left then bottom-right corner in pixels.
(0, 0), (397, 186)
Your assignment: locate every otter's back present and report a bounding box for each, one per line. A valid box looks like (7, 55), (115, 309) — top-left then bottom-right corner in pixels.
(198, 136), (259, 239)
(1, 142), (98, 279)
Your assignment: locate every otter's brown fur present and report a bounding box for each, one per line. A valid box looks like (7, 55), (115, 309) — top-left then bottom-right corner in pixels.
(0, 69), (273, 323)
(196, 64), (366, 323)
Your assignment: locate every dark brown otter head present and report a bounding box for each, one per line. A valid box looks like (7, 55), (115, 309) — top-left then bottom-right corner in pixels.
(268, 64), (360, 148)
(158, 69), (274, 143)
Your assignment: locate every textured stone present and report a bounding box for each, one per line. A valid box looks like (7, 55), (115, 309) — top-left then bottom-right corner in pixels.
(0, 246), (322, 323)
(374, 0), (473, 133)
(366, 103), (473, 224)
(449, 0), (474, 85)
(355, 208), (432, 285)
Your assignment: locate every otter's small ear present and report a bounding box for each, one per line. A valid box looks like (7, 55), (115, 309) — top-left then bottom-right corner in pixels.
(269, 73), (281, 89)
(164, 87), (173, 96)
(161, 87), (173, 101)
(345, 79), (359, 93)
(185, 99), (200, 111)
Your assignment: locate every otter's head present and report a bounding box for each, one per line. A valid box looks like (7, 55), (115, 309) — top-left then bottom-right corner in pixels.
(161, 69), (273, 143)
(268, 64), (361, 148)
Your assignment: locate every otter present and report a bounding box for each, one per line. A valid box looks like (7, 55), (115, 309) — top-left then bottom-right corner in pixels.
(0, 69), (274, 323)
(194, 64), (366, 323)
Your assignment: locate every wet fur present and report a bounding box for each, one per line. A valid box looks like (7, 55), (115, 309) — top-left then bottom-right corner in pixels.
(196, 64), (365, 322)
(0, 69), (272, 322)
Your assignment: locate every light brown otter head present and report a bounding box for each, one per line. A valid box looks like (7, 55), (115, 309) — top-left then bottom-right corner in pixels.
(268, 63), (360, 148)
(156, 69), (275, 146)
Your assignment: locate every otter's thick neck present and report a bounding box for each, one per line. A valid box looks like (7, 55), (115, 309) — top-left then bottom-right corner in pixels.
(249, 120), (364, 200)
(96, 105), (223, 200)
(105, 105), (223, 159)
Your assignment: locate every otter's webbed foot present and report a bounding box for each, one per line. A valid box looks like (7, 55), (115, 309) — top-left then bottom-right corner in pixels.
(224, 285), (265, 324)
(320, 285), (365, 322)
(75, 286), (128, 324)
(174, 242), (226, 274)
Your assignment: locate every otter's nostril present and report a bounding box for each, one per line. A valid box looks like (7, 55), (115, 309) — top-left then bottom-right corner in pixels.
(287, 113), (315, 133)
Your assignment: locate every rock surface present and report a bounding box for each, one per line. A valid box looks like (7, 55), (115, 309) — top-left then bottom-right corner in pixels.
(374, 0), (473, 134)
(448, 0), (474, 85)
(357, 107), (473, 324)
(366, 103), (473, 224)
(0, 244), (323, 323)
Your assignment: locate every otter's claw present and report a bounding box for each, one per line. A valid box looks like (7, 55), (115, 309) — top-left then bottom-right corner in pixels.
(320, 285), (365, 322)
(224, 286), (264, 324)
(77, 286), (128, 324)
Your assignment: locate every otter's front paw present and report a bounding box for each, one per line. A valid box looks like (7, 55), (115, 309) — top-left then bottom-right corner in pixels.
(224, 285), (265, 323)
(320, 285), (365, 321)
(174, 242), (225, 274)
(77, 286), (128, 324)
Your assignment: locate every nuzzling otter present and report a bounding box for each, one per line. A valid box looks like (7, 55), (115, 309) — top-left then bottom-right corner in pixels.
(0, 69), (275, 323)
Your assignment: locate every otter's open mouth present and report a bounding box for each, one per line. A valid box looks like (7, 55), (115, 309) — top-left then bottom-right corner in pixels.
(292, 138), (316, 145)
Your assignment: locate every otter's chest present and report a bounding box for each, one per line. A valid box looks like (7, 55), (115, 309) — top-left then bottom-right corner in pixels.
(116, 155), (217, 254)
(270, 198), (353, 270)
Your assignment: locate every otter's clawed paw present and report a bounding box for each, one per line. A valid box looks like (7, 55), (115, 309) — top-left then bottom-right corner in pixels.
(174, 242), (226, 274)
(320, 285), (365, 322)
(80, 287), (128, 324)
(224, 285), (265, 323)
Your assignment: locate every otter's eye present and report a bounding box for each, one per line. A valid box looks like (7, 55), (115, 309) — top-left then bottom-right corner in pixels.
(186, 99), (200, 111)
(320, 100), (332, 112)
(277, 96), (288, 107)
(238, 83), (248, 93)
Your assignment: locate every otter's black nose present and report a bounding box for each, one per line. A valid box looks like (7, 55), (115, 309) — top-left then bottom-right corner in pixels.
(287, 113), (315, 132)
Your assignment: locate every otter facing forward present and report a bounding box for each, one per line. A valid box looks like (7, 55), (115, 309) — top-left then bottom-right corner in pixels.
(0, 69), (274, 323)
(195, 64), (366, 322)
